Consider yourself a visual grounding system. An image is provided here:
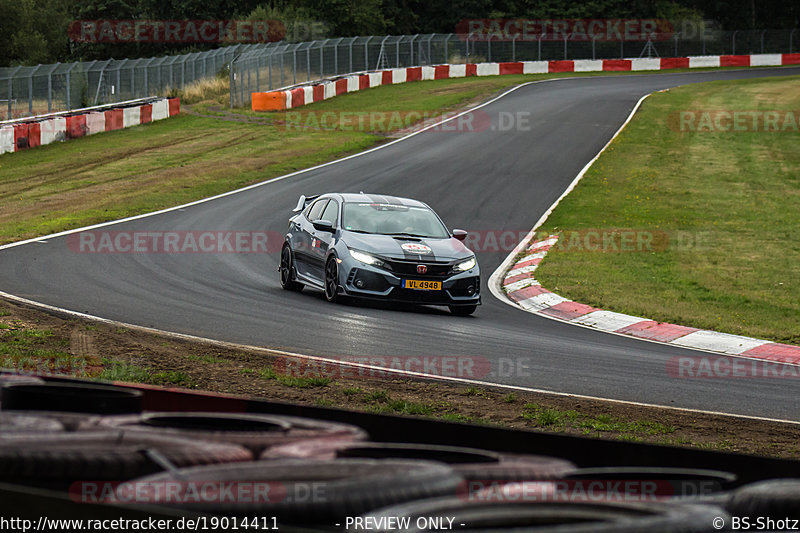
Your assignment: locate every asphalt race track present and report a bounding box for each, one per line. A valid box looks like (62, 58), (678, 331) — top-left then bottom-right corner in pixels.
(2, 68), (799, 421)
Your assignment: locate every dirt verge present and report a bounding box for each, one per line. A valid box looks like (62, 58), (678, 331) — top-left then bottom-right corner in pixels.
(1, 296), (798, 459)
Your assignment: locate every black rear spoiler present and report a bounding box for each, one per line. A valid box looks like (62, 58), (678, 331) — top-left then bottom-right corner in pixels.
(292, 194), (320, 212)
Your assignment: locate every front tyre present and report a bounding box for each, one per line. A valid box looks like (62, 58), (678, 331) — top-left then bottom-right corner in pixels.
(449, 305), (477, 316)
(324, 256), (341, 303)
(279, 245), (303, 292)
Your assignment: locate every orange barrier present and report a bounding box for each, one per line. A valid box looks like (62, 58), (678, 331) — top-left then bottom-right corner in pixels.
(251, 91), (286, 111)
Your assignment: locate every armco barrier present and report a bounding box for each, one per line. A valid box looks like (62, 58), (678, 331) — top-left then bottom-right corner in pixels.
(251, 53), (800, 112)
(0, 97), (179, 155)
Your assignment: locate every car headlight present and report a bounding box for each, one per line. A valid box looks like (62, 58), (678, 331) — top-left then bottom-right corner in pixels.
(454, 256), (476, 272)
(349, 249), (383, 266)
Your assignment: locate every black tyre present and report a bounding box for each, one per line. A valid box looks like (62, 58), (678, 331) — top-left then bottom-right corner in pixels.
(0, 412), (64, 433)
(1, 410), (96, 431)
(725, 479), (800, 519)
(354, 498), (729, 533)
(449, 305), (477, 316)
(0, 382), (143, 414)
(94, 411), (368, 454)
(129, 458), (463, 523)
(279, 244), (303, 291)
(262, 441), (575, 481)
(0, 431), (252, 489)
(324, 256), (340, 303)
(562, 467), (736, 498)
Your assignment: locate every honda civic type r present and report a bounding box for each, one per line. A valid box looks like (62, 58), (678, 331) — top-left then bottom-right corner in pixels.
(279, 193), (481, 315)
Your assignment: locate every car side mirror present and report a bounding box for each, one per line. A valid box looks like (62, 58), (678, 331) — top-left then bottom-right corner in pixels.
(312, 219), (335, 233)
(452, 229), (467, 241)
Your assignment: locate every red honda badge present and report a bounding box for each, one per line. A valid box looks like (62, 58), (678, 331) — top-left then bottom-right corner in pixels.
(417, 265), (427, 274)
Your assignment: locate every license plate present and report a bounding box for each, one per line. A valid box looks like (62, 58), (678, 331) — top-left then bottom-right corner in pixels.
(403, 279), (441, 290)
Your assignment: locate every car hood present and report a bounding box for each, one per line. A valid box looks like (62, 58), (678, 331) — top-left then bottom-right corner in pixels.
(342, 232), (473, 262)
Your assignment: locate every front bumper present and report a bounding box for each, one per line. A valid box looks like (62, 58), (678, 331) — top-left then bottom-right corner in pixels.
(340, 263), (481, 307)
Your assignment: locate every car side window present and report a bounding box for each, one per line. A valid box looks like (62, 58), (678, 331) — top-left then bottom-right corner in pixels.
(306, 199), (328, 222)
(319, 200), (338, 227)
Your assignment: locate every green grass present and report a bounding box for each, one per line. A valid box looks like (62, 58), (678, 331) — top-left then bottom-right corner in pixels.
(534, 75), (800, 345)
(521, 403), (674, 438)
(0, 324), (85, 375)
(94, 361), (153, 383)
(187, 354), (227, 364)
(152, 371), (197, 387)
(259, 365), (331, 388)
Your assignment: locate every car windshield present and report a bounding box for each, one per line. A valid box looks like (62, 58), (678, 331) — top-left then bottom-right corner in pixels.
(342, 202), (450, 238)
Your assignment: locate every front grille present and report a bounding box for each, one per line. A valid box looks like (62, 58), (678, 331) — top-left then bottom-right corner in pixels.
(382, 258), (453, 277)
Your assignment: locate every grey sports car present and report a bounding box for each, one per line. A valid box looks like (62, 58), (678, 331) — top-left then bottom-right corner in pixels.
(279, 193), (480, 315)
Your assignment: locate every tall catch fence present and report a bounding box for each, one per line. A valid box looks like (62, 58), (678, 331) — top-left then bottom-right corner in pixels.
(229, 29), (799, 108)
(3, 29), (797, 118)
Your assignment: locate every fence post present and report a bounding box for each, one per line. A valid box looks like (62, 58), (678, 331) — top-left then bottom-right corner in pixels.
(293, 45), (298, 85)
(320, 39), (328, 78)
(396, 38), (400, 67)
(732, 31), (738, 55)
(674, 34), (678, 57)
(760, 30), (767, 53)
(47, 63), (59, 113)
(592, 35), (597, 60)
(361, 36), (370, 72)
(144, 58), (153, 96)
(116, 60), (124, 102)
(29, 65), (41, 115)
(512, 34), (517, 62)
(564, 34), (568, 60)
(538, 34), (542, 61)
(65, 62), (76, 111)
(8, 65), (21, 119)
(349, 37), (355, 72)
(488, 34), (492, 61)
(229, 56), (234, 108)
(444, 34), (449, 63)
(410, 34), (418, 65)
(306, 44), (311, 81)
(792, 29), (797, 53)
